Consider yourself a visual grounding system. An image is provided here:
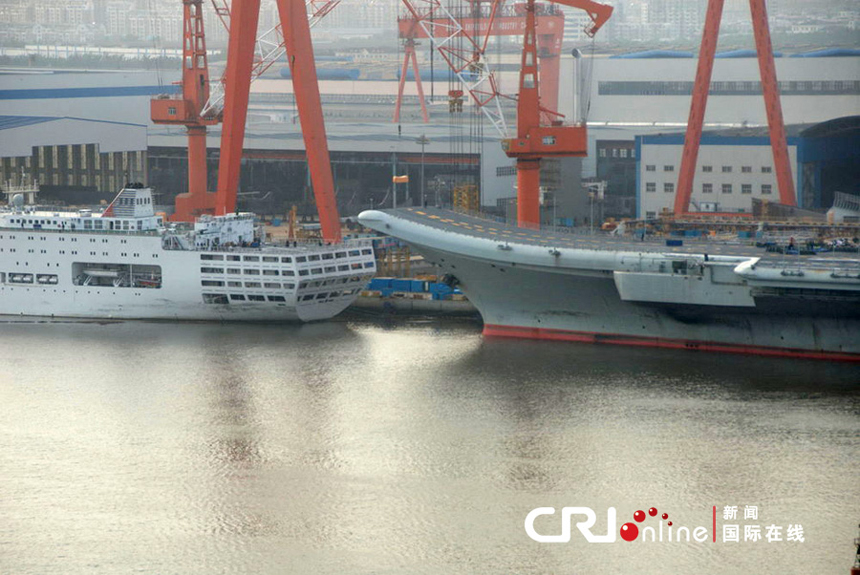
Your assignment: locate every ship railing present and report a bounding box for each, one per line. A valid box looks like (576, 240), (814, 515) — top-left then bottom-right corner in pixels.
(755, 257), (860, 273)
(203, 237), (374, 254)
(0, 224), (161, 237)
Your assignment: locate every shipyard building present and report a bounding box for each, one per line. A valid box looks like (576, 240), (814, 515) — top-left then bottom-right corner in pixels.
(1, 49), (859, 223)
(559, 50), (860, 219)
(635, 117), (860, 219)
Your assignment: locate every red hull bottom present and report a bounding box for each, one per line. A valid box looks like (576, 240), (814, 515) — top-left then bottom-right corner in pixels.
(483, 324), (860, 363)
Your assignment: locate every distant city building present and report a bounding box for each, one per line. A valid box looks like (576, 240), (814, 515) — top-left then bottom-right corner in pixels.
(0, 0), (855, 46)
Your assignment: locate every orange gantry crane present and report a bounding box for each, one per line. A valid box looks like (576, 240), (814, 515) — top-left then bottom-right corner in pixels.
(397, 0), (612, 228)
(152, 0), (342, 242)
(502, 0), (612, 227)
(674, 0), (796, 215)
(395, 1), (567, 125)
(150, 0), (220, 222)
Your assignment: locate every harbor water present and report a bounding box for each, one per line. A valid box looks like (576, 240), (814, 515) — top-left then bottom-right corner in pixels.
(1, 318), (858, 574)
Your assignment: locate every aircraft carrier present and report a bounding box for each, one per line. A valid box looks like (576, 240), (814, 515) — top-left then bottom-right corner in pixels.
(359, 207), (860, 361)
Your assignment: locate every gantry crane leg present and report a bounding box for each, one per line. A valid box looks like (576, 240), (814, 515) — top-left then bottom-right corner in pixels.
(394, 38), (429, 124)
(675, 0), (795, 215)
(214, 0), (260, 216)
(276, 0), (342, 241)
(213, 0), (342, 241)
(749, 0), (796, 206)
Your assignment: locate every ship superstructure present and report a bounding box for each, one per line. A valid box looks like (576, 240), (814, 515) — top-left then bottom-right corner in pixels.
(0, 186), (376, 321)
(359, 207), (860, 361)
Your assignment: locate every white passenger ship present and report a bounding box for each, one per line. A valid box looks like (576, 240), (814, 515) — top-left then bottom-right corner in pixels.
(0, 186), (376, 321)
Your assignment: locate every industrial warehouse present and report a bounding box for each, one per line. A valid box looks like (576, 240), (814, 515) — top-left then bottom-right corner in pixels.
(2, 49), (858, 224)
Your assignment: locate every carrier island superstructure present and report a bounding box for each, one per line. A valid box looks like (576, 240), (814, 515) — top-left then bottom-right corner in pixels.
(359, 207), (860, 361)
(0, 186), (376, 321)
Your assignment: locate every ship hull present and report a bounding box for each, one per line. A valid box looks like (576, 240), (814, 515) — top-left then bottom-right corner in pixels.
(358, 208), (860, 361)
(0, 230), (374, 322)
(414, 243), (858, 360)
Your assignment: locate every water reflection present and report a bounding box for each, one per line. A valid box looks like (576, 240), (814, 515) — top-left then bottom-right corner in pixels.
(0, 319), (857, 575)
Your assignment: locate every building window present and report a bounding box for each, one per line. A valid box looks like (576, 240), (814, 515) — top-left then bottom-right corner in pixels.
(664, 183), (675, 193)
(646, 182), (656, 193)
(761, 184), (772, 195)
(612, 149), (618, 158)
(702, 165), (713, 173)
(645, 211), (657, 218)
(702, 183), (713, 194)
(620, 149), (628, 158)
(664, 165), (674, 172)
(742, 184), (752, 194)
(496, 166), (516, 177)
(762, 166), (772, 173)
(722, 184), (733, 194)
(722, 166), (732, 173)
(599, 149), (607, 157)
(741, 166), (752, 173)
(646, 165), (656, 172)
(168, 107), (176, 115)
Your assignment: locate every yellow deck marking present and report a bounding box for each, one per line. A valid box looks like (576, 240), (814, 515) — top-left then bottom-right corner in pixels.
(415, 211), (427, 215)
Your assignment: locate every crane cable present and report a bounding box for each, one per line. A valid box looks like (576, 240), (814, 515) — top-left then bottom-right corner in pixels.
(145, 0), (164, 88)
(582, 34), (597, 123)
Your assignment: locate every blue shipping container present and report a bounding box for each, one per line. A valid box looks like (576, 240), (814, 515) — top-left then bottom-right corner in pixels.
(369, 278), (394, 291)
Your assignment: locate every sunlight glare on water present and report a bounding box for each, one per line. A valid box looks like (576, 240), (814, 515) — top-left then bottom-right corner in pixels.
(0, 319), (858, 575)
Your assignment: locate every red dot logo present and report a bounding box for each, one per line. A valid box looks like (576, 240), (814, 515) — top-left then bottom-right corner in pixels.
(648, 507), (658, 517)
(620, 522), (639, 542)
(661, 513), (668, 520)
(633, 510), (646, 522)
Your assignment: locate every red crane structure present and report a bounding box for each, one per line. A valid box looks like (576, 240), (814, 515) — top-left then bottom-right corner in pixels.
(150, 0), (220, 222)
(674, 0), (796, 215)
(394, 1), (567, 125)
(152, 0), (343, 241)
(397, 0), (612, 228)
(503, 0), (612, 227)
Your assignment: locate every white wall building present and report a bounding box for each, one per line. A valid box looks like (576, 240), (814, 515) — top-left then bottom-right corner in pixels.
(557, 52), (860, 177)
(634, 117), (860, 218)
(635, 132), (799, 218)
